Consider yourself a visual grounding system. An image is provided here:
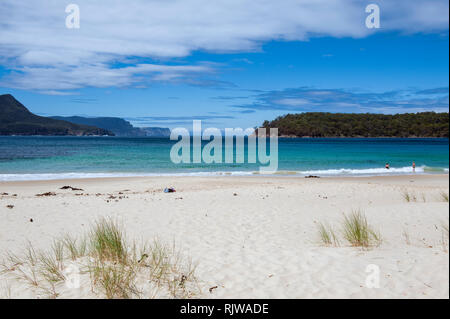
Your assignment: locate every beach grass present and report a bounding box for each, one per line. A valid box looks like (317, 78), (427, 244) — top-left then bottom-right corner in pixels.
(89, 258), (139, 299)
(1, 249), (39, 287)
(402, 190), (417, 202)
(1, 217), (200, 299)
(90, 218), (127, 263)
(440, 191), (449, 202)
(317, 222), (339, 246)
(63, 235), (87, 261)
(342, 210), (381, 247)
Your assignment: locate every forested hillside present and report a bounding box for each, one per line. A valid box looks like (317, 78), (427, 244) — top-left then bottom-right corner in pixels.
(259, 112), (449, 137)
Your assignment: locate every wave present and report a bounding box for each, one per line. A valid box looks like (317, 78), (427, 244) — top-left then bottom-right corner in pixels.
(0, 171), (256, 181)
(0, 166), (448, 181)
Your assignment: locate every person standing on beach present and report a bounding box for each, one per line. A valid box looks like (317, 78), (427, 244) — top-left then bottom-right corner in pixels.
(412, 161), (416, 172)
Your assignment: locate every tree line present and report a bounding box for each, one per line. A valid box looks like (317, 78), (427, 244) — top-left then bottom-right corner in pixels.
(259, 112), (449, 138)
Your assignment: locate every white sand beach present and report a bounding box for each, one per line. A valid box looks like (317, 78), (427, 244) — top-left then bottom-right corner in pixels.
(0, 174), (448, 299)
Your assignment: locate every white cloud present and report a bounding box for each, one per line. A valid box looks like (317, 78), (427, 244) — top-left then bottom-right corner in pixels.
(276, 98), (311, 106)
(1, 63), (214, 91)
(232, 87), (449, 113)
(0, 0), (448, 93)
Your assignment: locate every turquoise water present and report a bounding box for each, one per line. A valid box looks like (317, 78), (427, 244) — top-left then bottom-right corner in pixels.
(0, 136), (448, 181)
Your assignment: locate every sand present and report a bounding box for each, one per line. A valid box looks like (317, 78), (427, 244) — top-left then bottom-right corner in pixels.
(0, 174), (448, 299)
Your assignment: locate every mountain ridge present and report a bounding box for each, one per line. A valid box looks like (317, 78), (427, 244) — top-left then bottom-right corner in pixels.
(0, 94), (114, 136)
(50, 116), (171, 137)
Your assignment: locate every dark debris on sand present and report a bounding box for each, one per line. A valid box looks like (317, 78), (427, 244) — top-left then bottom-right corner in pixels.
(35, 192), (57, 197)
(60, 186), (84, 191)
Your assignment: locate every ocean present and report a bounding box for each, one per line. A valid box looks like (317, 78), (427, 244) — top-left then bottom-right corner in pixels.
(0, 136), (448, 181)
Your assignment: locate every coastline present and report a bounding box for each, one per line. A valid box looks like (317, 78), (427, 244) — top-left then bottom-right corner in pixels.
(1, 166), (448, 182)
(1, 173), (449, 186)
(1, 174), (448, 298)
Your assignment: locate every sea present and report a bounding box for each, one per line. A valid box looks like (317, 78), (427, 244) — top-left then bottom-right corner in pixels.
(0, 136), (448, 181)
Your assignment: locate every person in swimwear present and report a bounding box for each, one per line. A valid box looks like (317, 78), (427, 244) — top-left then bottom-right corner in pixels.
(385, 163), (390, 169)
(412, 161), (416, 172)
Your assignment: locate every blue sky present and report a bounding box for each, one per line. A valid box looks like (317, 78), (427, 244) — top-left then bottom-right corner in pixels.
(0, 1), (448, 129)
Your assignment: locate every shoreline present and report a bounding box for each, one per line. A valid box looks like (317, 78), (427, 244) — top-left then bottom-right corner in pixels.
(1, 171), (448, 184)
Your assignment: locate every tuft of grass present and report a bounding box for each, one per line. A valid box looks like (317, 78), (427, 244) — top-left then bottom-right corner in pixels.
(89, 259), (139, 299)
(317, 222), (339, 246)
(63, 235), (87, 261)
(37, 250), (65, 283)
(440, 191), (449, 202)
(1, 217), (200, 299)
(402, 190), (417, 202)
(137, 240), (199, 298)
(342, 210), (382, 248)
(90, 218), (127, 263)
(1, 247), (39, 287)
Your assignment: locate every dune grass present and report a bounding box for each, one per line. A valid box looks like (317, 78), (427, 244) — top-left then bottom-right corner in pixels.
(440, 191), (449, 202)
(342, 210), (382, 248)
(402, 190), (417, 202)
(89, 218), (127, 263)
(1, 217), (200, 299)
(63, 235), (87, 261)
(89, 258), (139, 299)
(316, 211), (381, 248)
(317, 222), (339, 246)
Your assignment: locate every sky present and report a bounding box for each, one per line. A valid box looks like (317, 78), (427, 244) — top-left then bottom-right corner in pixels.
(0, 0), (449, 129)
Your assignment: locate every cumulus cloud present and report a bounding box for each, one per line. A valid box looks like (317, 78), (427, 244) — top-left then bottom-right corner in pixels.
(0, 0), (448, 93)
(231, 87), (450, 113)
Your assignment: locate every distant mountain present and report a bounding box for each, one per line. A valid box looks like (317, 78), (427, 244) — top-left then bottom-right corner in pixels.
(0, 94), (114, 136)
(139, 127), (171, 137)
(51, 116), (170, 137)
(259, 112), (449, 138)
(50, 116), (143, 136)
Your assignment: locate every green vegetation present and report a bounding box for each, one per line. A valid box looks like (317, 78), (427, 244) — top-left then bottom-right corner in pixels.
(342, 210), (382, 247)
(317, 222), (339, 246)
(316, 211), (381, 248)
(1, 218), (199, 299)
(402, 190), (417, 202)
(0, 94), (114, 136)
(90, 218), (127, 263)
(260, 112), (449, 137)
